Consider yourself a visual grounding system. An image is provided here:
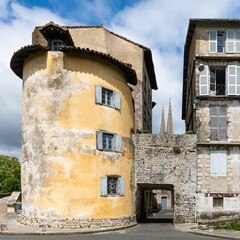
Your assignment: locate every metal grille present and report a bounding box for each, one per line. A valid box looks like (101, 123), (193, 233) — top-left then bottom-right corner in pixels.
(213, 197), (223, 207)
(107, 177), (118, 195)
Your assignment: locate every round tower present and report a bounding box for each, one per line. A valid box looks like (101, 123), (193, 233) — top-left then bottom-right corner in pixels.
(10, 23), (137, 229)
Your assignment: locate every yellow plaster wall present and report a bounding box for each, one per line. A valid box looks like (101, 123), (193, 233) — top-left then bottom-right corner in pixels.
(21, 51), (135, 220)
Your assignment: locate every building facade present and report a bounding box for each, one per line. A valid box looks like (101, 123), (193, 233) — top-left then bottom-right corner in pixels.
(10, 23), (138, 228)
(183, 19), (240, 222)
(32, 22), (158, 132)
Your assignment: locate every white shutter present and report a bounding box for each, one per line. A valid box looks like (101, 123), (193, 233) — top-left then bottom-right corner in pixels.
(211, 151), (227, 177)
(237, 66), (240, 95)
(199, 65), (209, 95)
(117, 177), (125, 196)
(209, 31), (217, 53)
(95, 85), (102, 104)
(113, 91), (121, 110)
(100, 176), (108, 196)
(228, 65), (237, 95)
(226, 30), (235, 53)
(235, 30), (240, 52)
(218, 151), (227, 176)
(211, 152), (218, 176)
(97, 131), (103, 150)
(114, 134), (122, 153)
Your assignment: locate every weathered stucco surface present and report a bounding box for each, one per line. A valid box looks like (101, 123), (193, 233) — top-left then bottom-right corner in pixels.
(21, 51), (135, 228)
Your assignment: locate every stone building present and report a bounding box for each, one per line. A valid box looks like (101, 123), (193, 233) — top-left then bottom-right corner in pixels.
(10, 23), (138, 228)
(182, 19), (240, 223)
(32, 22), (158, 132)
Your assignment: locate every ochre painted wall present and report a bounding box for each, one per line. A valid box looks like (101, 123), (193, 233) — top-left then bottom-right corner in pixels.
(21, 51), (135, 220)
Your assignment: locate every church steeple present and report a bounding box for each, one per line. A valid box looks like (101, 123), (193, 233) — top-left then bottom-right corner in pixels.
(160, 105), (166, 134)
(167, 98), (173, 134)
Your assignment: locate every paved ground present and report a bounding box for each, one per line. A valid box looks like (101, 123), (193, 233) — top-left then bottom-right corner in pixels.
(0, 198), (239, 239)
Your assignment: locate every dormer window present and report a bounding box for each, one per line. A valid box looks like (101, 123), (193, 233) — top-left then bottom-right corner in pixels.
(51, 40), (63, 51)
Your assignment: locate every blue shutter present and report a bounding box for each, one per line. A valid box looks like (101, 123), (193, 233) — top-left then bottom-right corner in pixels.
(113, 91), (121, 109)
(210, 152), (218, 176)
(95, 85), (102, 104)
(117, 177), (125, 196)
(114, 134), (122, 153)
(100, 176), (108, 196)
(97, 131), (103, 150)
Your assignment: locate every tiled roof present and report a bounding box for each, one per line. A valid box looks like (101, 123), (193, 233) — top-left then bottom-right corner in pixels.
(10, 44), (137, 85)
(10, 44), (48, 78)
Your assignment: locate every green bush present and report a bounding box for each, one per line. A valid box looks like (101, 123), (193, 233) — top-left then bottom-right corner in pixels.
(173, 146), (181, 154)
(0, 155), (21, 193)
(1, 177), (21, 193)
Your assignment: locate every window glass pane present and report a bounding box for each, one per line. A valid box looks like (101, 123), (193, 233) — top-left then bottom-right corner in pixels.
(102, 88), (113, 106)
(200, 77), (207, 85)
(103, 133), (113, 150)
(200, 86), (208, 95)
(209, 42), (216, 53)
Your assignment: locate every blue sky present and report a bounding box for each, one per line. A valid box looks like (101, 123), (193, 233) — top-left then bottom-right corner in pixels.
(1, 0), (240, 158)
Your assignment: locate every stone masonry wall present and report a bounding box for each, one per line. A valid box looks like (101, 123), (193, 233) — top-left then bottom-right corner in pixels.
(133, 134), (197, 222)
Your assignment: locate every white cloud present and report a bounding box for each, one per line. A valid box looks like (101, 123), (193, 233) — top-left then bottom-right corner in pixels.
(2, 0), (240, 157)
(0, 1), (70, 157)
(110, 0), (240, 134)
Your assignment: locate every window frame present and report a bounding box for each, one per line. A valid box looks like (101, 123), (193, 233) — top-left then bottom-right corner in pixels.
(51, 40), (63, 51)
(96, 131), (122, 153)
(95, 85), (121, 109)
(213, 197), (224, 208)
(100, 176), (125, 197)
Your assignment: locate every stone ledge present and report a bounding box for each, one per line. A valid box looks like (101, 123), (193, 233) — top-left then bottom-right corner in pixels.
(17, 214), (136, 229)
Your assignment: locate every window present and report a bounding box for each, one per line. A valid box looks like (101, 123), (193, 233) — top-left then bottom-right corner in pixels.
(210, 68), (226, 95)
(210, 105), (227, 141)
(51, 40), (63, 51)
(213, 197), (223, 207)
(209, 31), (225, 53)
(209, 30), (240, 53)
(96, 131), (122, 152)
(95, 86), (120, 109)
(199, 66), (226, 96)
(210, 151), (227, 177)
(100, 176), (125, 196)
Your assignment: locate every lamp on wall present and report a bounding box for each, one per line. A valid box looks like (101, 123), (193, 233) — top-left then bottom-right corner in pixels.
(198, 64), (204, 72)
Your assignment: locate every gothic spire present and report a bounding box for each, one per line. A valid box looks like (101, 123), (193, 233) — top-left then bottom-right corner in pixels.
(167, 98), (173, 134)
(160, 105), (166, 134)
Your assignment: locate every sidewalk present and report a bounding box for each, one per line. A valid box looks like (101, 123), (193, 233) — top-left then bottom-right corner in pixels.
(0, 196), (240, 237)
(175, 223), (240, 240)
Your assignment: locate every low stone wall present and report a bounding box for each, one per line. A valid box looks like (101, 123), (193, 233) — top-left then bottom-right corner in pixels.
(133, 133), (197, 222)
(17, 214), (136, 229)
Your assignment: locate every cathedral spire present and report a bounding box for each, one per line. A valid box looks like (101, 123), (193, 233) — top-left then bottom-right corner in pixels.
(167, 98), (173, 134)
(160, 105), (166, 134)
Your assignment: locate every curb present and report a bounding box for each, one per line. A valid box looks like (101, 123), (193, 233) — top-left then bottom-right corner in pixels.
(174, 224), (240, 240)
(0, 223), (138, 236)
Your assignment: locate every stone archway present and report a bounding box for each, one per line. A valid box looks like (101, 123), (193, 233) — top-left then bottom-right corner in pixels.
(136, 183), (174, 223)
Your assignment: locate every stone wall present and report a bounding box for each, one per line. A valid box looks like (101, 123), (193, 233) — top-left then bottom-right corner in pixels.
(133, 133), (197, 222)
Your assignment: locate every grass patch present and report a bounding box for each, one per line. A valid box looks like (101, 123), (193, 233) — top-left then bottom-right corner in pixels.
(214, 222), (240, 231)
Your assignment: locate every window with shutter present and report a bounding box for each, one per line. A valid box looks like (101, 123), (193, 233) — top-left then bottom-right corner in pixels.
(95, 85), (121, 109)
(100, 176), (125, 197)
(210, 105), (227, 141)
(96, 131), (122, 153)
(210, 151), (227, 177)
